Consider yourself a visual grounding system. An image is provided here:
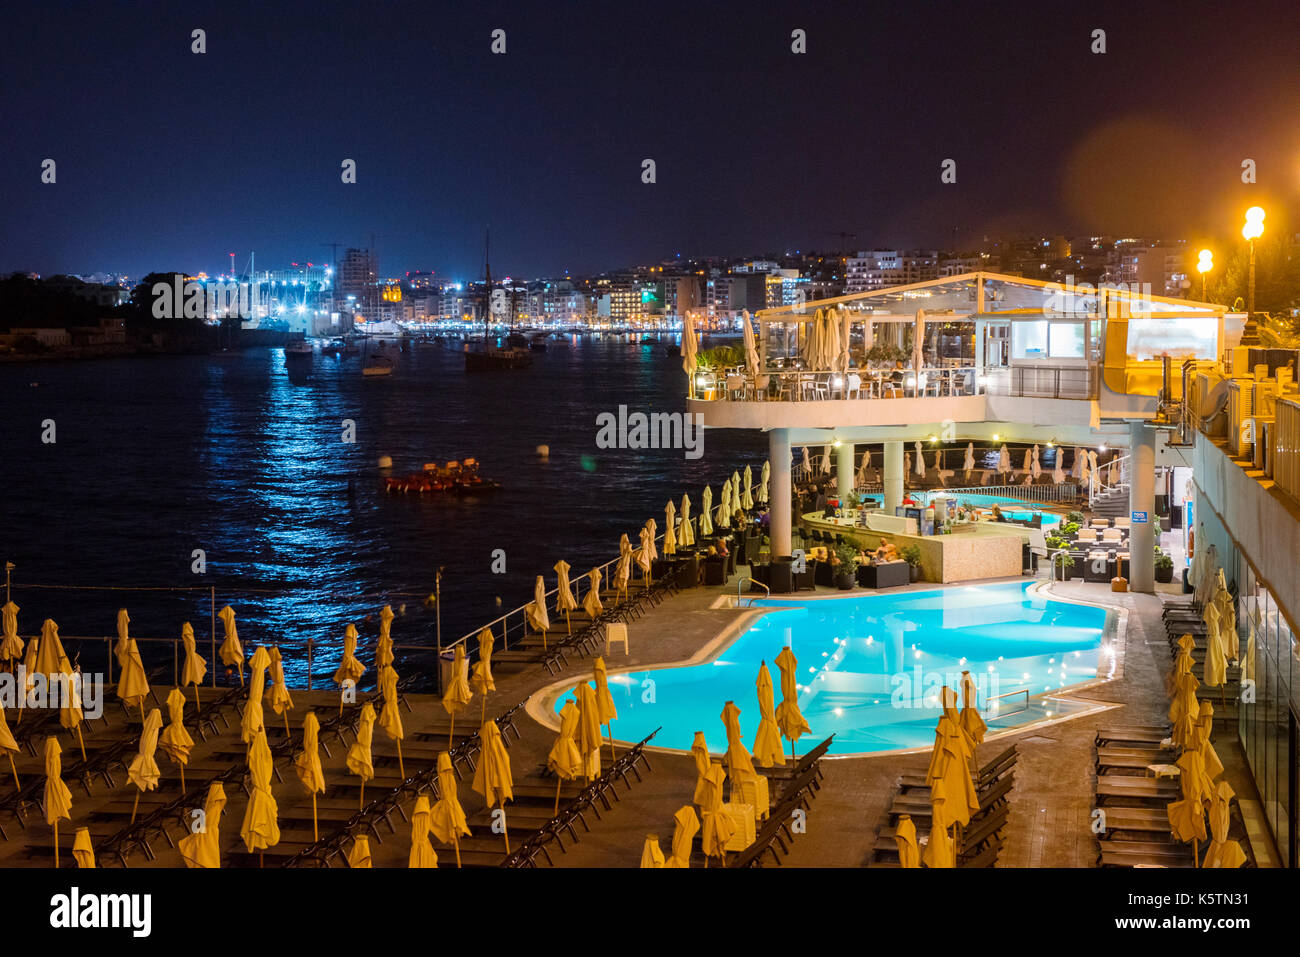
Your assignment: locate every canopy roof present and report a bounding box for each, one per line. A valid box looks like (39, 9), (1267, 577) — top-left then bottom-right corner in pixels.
(759, 271), (1225, 320)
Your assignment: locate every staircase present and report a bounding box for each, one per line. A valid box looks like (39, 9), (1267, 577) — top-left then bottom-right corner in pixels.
(1090, 484), (1130, 519)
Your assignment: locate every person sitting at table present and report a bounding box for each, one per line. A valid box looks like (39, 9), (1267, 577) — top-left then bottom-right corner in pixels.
(715, 538), (729, 557)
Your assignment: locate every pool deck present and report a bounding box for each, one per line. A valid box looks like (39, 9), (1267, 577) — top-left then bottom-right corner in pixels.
(0, 566), (1272, 868)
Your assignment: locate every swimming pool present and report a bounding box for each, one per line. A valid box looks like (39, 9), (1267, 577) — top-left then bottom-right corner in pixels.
(913, 492), (1063, 526)
(553, 581), (1111, 757)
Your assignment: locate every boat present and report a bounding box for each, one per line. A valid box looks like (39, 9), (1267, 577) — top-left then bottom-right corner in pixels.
(383, 458), (502, 495)
(528, 333), (549, 352)
(465, 233), (533, 371)
(362, 356), (393, 377)
(284, 339), (313, 358)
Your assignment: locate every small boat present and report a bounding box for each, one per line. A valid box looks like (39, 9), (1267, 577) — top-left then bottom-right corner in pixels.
(528, 333), (548, 352)
(284, 339), (313, 358)
(362, 356), (394, 377)
(383, 457), (502, 495)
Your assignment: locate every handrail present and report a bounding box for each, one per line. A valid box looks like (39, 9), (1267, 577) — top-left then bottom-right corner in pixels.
(1050, 547), (1072, 582)
(989, 687), (1029, 718)
(1088, 451), (1131, 507)
(736, 577), (769, 607)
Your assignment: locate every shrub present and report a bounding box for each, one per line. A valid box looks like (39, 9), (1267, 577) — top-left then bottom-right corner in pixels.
(1066, 510), (1085, 525)
(899, 544), (923, 566)
(1061, 521), (1080, 535)
(1154, 551), (1174, 571)
(833, 542), (858, 567)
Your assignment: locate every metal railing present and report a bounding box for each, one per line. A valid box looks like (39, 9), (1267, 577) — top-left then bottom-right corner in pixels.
(986, 365), (1097, 400)
(736, 577), (770, 608)
(1088, 451), (1131, 508)
(989, 687), (1030, 718)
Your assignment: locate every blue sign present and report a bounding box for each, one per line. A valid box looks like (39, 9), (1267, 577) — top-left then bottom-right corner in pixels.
(1131, 510), (1148, 524)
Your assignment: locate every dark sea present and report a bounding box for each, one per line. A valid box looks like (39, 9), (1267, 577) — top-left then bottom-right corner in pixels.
(0, 336), (765, 688)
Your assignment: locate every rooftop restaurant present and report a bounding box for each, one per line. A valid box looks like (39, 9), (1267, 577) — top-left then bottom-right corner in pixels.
(1, 272), (1297, 872)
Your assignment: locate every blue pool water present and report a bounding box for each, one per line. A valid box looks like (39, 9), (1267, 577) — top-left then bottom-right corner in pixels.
(559, 581), (1109, 756)
(914, 492), (1063, 526)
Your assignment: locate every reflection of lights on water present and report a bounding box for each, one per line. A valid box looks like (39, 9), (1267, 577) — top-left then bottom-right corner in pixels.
(833, 707), (843, 717)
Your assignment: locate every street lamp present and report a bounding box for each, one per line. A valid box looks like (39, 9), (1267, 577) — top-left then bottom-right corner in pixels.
(1242, 206), (1265, 315)
(1196, 249), (1213, 302)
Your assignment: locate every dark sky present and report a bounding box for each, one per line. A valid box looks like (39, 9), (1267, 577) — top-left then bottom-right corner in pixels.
(3, 0), (1299, 280)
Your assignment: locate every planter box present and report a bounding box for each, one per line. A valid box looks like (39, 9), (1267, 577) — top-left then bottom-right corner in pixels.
(858, 561), (910, 589)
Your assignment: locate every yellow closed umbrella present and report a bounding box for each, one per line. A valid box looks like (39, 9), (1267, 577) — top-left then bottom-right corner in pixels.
(158, 688), (194, 792)
(44, 736), (73, 867)
(377, 664), (405, 778)
(1172, 686), (1201, 750)
(180, 622), (206, 711)
(959, 670), (987, 748)
(472, 720), (514, 853)
(1204, 781), (1247, 869)
(73, 827), (95, 868)
(115, 610), (150, 721)
(294, 711), (326, 841)
(409, 795), (438, 868)
(582, 567), (604, 619)
(430, 751), (470, 867)
(927, 691), (978, 827)
(1192, 715), (1224, 783)
(635, 527), (653, 583)
(0, 706), (19, 789)
(752, 662), (785, 768)
(1168, 749), (1213, 866)
(923, 796), (957, 868)
(555, 560), (577, 634)
(217, 605), (244, 685)
(347, 836), (372, 868)
(665, 805), (700, 868)
(547, 700), (584, 814)
(640, 834), (665, 868)
(699, 487), (714, 537)
(594, 657), (619, 761)
(127, 707), (163, 823)
(774, 646), (811, 760)
(615, 535), (632, 599)
(1202, 603), (1227, 693)
(17, 633), (39, 725)
(241, 646), (270, 744)
(333, 623), (366, 693)
(573, 682), (602, 781)
(178, 781), (226, 868)
(895, 814), (920, 868)
(699, 762), (734, 865)
(526, 575), (551, 647)
(678, 494), (695, 548)
(268, 645), (294, 736)
(470, 627), (495, 722)
(0, 600), (22, 666)
(376, 605), (395, 670)
(663, 501), (677, 558)
(241, 727), (280, 862)
(721, 699), (756, 785)
(441, 643), (473, 746)
(691, 731), (711, 805)
(34, 620), (86, 761)
(347, 702), (376, 809)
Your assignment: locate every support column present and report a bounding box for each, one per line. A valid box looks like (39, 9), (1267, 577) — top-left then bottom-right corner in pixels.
(884, 440), (904, 516)
(1129, 421), (1156, 593)
(836, 442), (854, 503)
(769, 428), (792, 558)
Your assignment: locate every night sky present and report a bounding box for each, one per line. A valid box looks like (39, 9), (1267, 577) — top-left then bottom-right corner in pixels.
(3, 0), (1299, 280)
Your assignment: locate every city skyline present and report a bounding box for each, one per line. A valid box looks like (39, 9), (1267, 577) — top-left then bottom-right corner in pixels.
(5, 0), (1300, 279)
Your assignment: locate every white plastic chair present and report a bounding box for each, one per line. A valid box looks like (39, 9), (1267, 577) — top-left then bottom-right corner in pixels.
(605, 622), (629, 655)
(847, 372), (862, 398)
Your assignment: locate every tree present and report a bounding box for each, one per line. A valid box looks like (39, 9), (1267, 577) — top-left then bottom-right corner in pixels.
(1206, 236), (1300, 317)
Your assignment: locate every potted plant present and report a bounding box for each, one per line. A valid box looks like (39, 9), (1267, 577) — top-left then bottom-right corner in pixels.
(1067, 510), (1085, 525)
(1154, 548), (1174, 583)
(1054, 553), (1076, 580)
(899, 544), (923, 582)
(832, 543), (858, 589)
(1060, 521), (1080, 536)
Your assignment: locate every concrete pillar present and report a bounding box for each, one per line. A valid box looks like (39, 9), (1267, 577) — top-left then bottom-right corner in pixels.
(1129, 421), (1156, 593)
(836, 442), (854, 503)
(884, 440), (904, 515)
(769, 428), (792, 557)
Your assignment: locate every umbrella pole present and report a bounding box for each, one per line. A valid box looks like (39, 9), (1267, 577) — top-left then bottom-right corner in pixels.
(359, 780), (364, 810)
(554, 777), (562, 815)
(448, 713), (455, 749)
(179, 764), (185, 792)
(312, 793), (318, 842)
(7, 752), (18, 789)
(607, 725), (616, 763)
(396, 740), (405, 779)
(238, 662), (244, 687)
(193, 681), (200, 713)
(284, 712), (290, 738)
(139, 702), (145, 725)
(130, 791), (140, 824)
(75, 725), (87, 763)
(453, 833), (461, 868)
(53, 821), (58, 869)
(565, 610), (571, 635)
(499, 793), (510, 854)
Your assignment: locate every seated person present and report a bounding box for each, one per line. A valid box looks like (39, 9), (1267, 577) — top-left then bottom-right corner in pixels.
(715, 538), (729, 557)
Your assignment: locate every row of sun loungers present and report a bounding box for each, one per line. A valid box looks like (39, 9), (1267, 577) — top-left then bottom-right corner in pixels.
(727, 735), (833, 867)
(868, 744), (1017, 867)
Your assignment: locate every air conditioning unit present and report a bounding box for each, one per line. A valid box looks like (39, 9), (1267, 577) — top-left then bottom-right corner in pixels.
(1227, 378), (1255, 456)
(1253, 417), (1274, 473)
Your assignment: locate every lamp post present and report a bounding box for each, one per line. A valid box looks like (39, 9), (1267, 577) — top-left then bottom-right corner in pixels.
(1242, 206), (1265, 316)
(1196, 249), (1213, 302)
